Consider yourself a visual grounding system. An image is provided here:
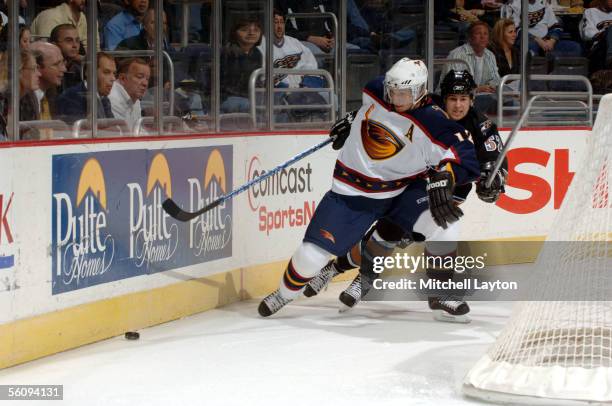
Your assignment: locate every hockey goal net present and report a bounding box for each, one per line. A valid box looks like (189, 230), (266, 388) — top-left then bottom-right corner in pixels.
(463, 94), (612, 405)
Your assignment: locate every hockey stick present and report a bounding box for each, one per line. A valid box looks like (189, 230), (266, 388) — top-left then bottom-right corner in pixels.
(485, 51), (535, 189)
(485, 94), (543, 188)
(162, 137), (334, 221)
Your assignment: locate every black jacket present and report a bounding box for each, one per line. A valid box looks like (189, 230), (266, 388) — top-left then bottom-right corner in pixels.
(220, 43), (263, 99)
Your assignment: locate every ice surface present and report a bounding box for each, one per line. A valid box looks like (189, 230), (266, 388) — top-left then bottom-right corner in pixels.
(0, 283), (513, 406)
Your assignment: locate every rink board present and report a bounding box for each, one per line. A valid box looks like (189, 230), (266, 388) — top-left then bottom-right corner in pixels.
(0, 128), (591, 368)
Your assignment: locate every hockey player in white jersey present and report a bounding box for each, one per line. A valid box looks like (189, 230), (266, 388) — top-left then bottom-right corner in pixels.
(303, 70), (508, 323)
(258, 58), (480, 317)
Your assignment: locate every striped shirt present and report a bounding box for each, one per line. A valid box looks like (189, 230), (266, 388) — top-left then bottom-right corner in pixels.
(439, 43), (501, 90)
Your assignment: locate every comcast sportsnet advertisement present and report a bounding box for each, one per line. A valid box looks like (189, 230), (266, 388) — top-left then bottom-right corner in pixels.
(51, 146), (233, 295)
(247, 156), (315, 235)
(243, 136), (336, 261)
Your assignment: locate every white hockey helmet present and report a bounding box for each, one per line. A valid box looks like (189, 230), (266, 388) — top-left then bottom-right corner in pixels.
(384, 58), (428, 110)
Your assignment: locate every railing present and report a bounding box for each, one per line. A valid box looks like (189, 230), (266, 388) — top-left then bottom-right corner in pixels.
(285, 11), (340, 117)
(497, 74), (593, 127)
(18, 120), (70, 140)
(72, 118), (131, 138)
(248, 68), (336, 129)
(134, 116), (186, 136)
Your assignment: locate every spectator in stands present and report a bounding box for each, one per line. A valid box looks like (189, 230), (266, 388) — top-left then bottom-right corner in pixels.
(259, 9), (322, 89)
(490, 18), (519, 77)
(220, 16), (263, 113)
(440, 21), (500, 112)
(0, 50), (42, 140)
(50, 24), (82, 91)
(275, 0), (335, 54)
(449, 0), (486, 34)
(0, 23), (30, 50)
(580, 0), (612, 73)
(20, 25), (30, 50)
(504, 0), (582, 57)
(108, 57), (150, 129)
(30, 41), (66, 120)
(30, 0), (96, 51)
(104, 0), (149, 50)
(116, 8), (169, 51)
(346, 0), (416, 53)
(0, 0), (26, 26)
(258, 9), (328, 121)
(435, 0), (460, 31)
(57, 52), (116, 124)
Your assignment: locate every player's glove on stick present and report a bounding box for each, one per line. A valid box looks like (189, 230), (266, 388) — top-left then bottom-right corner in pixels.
(330, 110), (357, 150)
(426, 171), (463, 229)
(476, 161), (507, 203)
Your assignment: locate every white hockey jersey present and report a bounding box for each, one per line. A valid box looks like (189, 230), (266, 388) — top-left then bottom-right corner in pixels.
(258, 35), (319, 88)
(332, 77), (480, 199)
(580, 7), (612, 42)
(504, 0), (560, 39)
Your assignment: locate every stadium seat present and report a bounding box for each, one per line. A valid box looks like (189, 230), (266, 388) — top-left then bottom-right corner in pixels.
(529, 56), (549, 91)
(550, 56), (590, 91)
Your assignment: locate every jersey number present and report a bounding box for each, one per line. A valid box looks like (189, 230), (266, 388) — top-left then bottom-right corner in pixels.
(455, 130), (474, 144)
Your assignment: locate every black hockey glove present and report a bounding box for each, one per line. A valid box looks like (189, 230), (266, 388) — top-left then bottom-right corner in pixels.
(329, 110), (357, 150)
(476, 162), (507, 203)
(426, 171), (464, 229)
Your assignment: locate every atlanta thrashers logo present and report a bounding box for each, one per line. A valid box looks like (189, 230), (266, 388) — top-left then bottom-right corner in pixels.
(361, 105), (405, 160)
(528, 8), (545, 28)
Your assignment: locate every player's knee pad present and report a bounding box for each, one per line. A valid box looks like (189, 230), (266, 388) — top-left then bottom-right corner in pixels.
(413, 209), (462, 241)
(292, 242), (333, 278)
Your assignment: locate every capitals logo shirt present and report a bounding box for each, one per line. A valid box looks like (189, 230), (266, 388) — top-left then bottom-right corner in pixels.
(332, 76), (480, 199)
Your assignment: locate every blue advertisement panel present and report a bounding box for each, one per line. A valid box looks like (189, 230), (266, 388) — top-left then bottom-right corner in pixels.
(51, 146), (233, 294)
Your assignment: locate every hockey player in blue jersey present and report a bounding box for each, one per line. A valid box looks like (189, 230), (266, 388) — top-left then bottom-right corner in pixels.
(258, 59), (481, 317)
(302, 70), (508, 323)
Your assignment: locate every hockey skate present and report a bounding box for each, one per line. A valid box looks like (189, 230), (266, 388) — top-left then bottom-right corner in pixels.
(303, 260), (341, 298)
(428, 297), (471, 323)
(258, 289), (292, 317)
(339, 274), (362, 311)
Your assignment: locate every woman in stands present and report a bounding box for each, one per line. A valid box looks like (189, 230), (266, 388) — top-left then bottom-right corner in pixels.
(490, 19), (519, 78)
(0, 49), (41, 140)
(220, 16), (263, 115)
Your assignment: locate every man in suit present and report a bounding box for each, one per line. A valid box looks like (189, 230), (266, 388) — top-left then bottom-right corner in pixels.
(30, 41), (66, 120)
(56, 52), (116, 124)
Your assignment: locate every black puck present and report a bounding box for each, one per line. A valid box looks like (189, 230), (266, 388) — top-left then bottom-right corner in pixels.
(125, 331), (140, 340)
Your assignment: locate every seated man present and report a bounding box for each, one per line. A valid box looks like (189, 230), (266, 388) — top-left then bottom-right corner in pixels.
(440, 21), (500, 113)
(258, 9), (328, 122)
(104, 0), (149, 50)
(50, 24), (82, 91)
(30, 0), (96, 52)
(108, 57), (150, 130)
(57, 52), (117, 124)
(276, 0), (335, 54)
(30, 41), (67, 121)
(580, 0), (612, 73)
